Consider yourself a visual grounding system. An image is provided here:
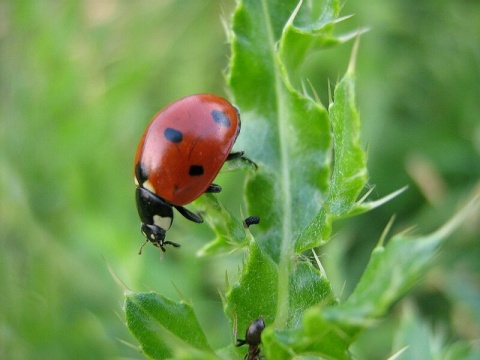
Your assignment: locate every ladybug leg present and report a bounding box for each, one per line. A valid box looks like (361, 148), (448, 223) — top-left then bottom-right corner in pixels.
(174, 205), (204, 223)
(206, 184), (222, 193)
(163, 240), (181, 248)
(226, 151), (258, 170)
(226, 151), (245, 161)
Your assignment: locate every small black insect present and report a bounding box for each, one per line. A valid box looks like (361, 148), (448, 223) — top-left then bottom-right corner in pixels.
(244, 216), (260, 228)
(236, 317), (265, 360)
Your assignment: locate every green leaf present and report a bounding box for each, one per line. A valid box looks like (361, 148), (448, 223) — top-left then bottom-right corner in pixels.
(287, 261), (337, 327)
(226, 0), (365, 342)
(227, 1), (352, 341)
(323, 189), (480, 326)
(443, 343), (480, 360)
(224, 241), (278, 336)
(279, 0), (346, 74)
(262, 308), (351, 360)
(229, 0), (335, 263)
(195, 194), (247, 256)
(125, 2), (480, 358)
(392, 302), (480, 360)
(298, 39), (368, 251)
(260, 189), (480, 358)
(196, 157), (258, 256)
(220, 156), (257, 173)
(125, 292), (213, 359)
(125, 2), (359, 355)
(392, 304), (434, 359)
(345, 186), (408, 218)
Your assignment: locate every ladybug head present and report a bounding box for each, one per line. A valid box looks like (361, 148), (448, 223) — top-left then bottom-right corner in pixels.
(138, 223), (180, 254)
(139, 223), (167, 253)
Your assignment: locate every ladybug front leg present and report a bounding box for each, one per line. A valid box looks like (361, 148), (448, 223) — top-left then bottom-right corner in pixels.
(162, 240), (181, 249)
(174, 205), (204, 223)
(226, 151), (258, 170)
(226, 151), (245, 161)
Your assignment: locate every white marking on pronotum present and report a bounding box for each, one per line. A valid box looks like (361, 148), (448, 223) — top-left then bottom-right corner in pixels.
(142, 180), (156, 194)
(153, 215), (172, 231)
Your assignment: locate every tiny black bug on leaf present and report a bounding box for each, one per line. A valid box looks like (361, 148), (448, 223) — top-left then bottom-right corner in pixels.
(236, 317), (265, 360)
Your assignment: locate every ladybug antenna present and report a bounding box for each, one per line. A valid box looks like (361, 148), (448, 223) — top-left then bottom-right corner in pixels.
(138, 239), (149, 255)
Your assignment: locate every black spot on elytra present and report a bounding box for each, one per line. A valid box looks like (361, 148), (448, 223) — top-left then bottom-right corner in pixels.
(211, 110), (231, 127)
(164, 128), (183, 143)
(135, 162), (148, 183)
(189, 165), (204, 176)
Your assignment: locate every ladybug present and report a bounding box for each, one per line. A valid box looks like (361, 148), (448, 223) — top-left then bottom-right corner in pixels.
(134, 94), (246, 253)
(236, 317), (265, 360)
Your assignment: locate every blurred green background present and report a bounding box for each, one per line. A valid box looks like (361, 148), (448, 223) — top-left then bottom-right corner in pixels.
(1, 1), (479, 359)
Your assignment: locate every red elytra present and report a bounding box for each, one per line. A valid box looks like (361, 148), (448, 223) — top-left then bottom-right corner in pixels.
(134, 93), (240, 206)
